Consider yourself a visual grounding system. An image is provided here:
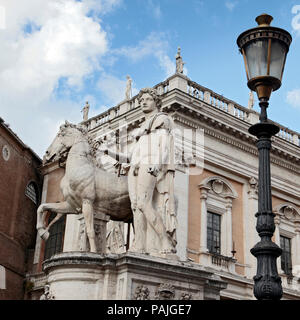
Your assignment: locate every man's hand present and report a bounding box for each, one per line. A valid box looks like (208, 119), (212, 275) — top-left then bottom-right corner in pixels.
(147, 165), (160, 177)
(99, 144), (108, 154)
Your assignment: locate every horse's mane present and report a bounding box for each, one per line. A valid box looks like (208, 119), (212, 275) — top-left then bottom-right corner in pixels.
(61, 121), (103, 168)
(62, 121), (88, 136)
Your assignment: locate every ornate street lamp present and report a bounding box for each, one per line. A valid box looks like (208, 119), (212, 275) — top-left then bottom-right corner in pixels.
(237, 14), (292, 300)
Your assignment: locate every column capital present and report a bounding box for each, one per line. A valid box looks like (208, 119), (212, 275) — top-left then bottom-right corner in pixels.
(294, 221), (300, 234)
(274, 214), (281, 225)
(198, 185), (210, 199)
(224, 196), (234, 209)
(248, 176), (258, 195)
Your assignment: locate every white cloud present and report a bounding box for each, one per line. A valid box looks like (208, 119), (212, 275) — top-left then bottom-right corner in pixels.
(0, 1), (176, 157)
(83, 0), (122, 15)
(225, 0), (238, 11)
(97, 74), (138, 106)
(286, 89), (300, 109)
(147, 0), (162, 20)
(116, 32), (175, 78)
(0, 0), (119, 156)
(157, 54), (175, 78)
(193, 0), (204, 15)
(292, 5), (300, 36)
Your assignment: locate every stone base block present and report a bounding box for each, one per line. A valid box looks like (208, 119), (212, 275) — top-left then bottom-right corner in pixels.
(42, 252), (227, 300)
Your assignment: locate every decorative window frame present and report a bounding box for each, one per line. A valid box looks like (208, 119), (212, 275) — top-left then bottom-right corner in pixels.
(25, 181), (39, 205)
(274, 203), (300, 278)
(198, 176), (237, 258)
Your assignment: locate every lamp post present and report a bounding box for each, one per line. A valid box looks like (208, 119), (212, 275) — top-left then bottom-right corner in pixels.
(237, 14), (292, 300)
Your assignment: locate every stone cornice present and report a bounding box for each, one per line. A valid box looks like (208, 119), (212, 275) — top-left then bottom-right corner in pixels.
(86, 87), (300, 177)
(164, 89), (300, 170)
(42, 251), (226, 286)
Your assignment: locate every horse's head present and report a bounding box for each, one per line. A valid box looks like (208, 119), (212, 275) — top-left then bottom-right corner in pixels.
(43, 121), (87, 164)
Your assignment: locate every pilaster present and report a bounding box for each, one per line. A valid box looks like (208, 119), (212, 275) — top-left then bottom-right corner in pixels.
(292, 223), (300, 277)
(199, 186), (210, 253)
(244, 177), (260, 278)
(225, 197), (233, 257)
(274, 214), (283, 274)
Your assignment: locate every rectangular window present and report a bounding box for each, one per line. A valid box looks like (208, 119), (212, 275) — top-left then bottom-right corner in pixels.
(44, 214), (66, 260)
(280, 235), (292, 275)
(207, 212), (221, 254)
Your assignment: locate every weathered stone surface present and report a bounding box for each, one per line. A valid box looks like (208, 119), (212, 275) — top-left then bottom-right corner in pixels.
(42, 252), (227, 300)
(36, 122), (132, 254)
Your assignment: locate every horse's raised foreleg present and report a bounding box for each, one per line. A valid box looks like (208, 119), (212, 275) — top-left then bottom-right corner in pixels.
(37, 201), (77, 241)
(82, 199), (97, 253)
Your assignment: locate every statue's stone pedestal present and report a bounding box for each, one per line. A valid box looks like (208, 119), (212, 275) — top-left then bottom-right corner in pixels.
(42, 252), (227, 300)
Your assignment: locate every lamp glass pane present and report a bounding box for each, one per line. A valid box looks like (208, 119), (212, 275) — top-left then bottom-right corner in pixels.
(244, 40), (268, 79)
(269, 39), (287, 80)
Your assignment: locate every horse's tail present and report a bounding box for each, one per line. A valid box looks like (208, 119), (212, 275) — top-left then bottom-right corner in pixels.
(36, 204), (50, 241)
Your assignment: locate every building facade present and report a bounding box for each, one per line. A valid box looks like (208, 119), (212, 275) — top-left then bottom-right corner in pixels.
(27, 69), (300, 300)
(0, 118), (42, 300)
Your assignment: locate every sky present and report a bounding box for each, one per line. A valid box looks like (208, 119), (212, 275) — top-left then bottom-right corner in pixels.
(0, 0), (300, 157)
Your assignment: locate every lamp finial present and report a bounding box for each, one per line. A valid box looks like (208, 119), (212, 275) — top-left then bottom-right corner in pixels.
(255, 13), (273, 27)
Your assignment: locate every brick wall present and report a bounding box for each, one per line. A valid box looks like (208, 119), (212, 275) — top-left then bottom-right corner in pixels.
(0, 122), (42, 299)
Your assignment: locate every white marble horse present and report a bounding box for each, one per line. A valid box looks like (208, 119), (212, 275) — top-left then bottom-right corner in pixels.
(36, 121), (131, 253)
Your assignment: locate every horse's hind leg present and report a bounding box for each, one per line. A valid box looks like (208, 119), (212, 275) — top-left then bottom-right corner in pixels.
(82, 199), (97, 253)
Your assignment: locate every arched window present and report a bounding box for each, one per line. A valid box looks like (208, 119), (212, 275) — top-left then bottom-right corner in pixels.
(25, 182), (38, 205)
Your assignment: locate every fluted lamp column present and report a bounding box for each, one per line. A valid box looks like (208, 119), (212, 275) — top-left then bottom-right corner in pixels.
(237, 14), (292, 300)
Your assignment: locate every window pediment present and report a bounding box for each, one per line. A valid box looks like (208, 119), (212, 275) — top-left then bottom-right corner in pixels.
(199, 176), (237, 199)
(274, 203), (300, 223)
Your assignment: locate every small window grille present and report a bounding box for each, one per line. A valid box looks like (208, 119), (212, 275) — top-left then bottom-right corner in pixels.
(25, 182), (38, 204)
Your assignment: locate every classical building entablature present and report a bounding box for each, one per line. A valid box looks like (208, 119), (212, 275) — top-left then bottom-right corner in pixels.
(169, 103), (300, 164)
(84, 75), (300, 174)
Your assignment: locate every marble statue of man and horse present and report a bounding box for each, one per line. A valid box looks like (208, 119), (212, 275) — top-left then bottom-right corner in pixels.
(36, 88), (178, 257)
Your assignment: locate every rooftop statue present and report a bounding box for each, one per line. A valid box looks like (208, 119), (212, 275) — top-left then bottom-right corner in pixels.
(248, 91), (254, 109)
(81, 101), (90, 121)
(125, 75), (132, 100)
(175, 47), (185, 74)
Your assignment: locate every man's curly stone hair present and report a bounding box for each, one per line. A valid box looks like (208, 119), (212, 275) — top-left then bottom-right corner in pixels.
(138, 87), (162, 110)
